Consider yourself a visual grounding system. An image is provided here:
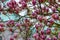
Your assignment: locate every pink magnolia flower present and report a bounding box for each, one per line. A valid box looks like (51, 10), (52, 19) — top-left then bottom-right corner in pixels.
(6, 20), (15, 27)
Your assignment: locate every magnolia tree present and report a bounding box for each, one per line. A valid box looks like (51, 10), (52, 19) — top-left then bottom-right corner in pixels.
(0, 0), (60, 40)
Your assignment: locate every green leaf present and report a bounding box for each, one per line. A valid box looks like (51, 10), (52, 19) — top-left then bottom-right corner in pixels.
(57, 7), (60, 11)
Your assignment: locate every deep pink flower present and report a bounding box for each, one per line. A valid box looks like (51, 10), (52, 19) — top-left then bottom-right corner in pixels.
(46, 28), (51, 34)
(21, 1), (27, 9)
(46, 37), (51, 40)
(32, 0), (36, 6)
(24, 18), (30, 23)
(45, 7), (49, 13)
(0, 23), (4, 27)
(0, 26), (4, 32)
(40, 35), (46, 40)
(43, 17), (48, 24)
(10, 37), (14, 40)
(54, 4), (58, 8)
(37, 15), (43, 22)
(49, 18), (54, 24)
(52, 13), (59, 20)
(52, 7), (56, 13)
(33, 33), (39, 38)
(58, 32), (60, 39)
(35, 24), (39, 29)
(6, 20), (15, 27)
(52, 36), (57, 40)
(15, 23), (21, 27)
(40, 30), (44, 35)
(31, 12), (37, 18)
(35, 9), (40, 14)
(35, 23), (43, 29)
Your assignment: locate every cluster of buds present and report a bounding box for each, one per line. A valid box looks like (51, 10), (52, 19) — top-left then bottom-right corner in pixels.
(0, 0), (60, 40)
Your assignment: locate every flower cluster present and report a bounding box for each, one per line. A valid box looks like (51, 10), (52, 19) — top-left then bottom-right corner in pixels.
(0, 0), (60, 40)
